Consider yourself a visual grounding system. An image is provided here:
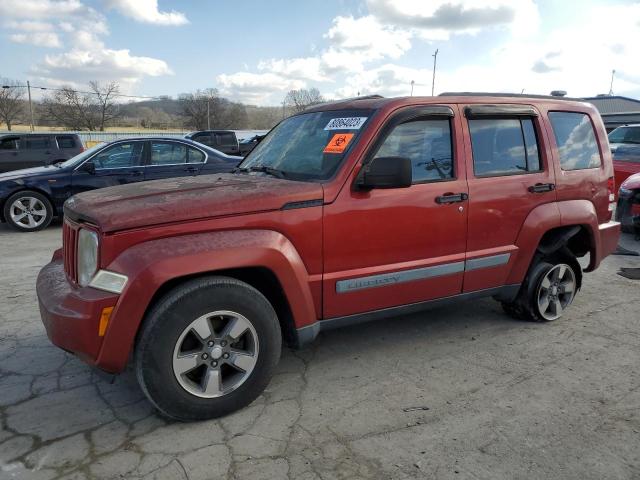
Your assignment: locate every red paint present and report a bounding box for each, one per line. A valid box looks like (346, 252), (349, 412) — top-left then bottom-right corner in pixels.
(36, 95), (621, 374)
(613, 159), (640, 195)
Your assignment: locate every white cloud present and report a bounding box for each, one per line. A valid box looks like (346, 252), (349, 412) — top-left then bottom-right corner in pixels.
(105, 0), (188, 26)
(9, 32), (62, 48)
(0, 0), (88, 19)
(217, 72), (305, 105)
(366, 0), (540, 39)
(5, 21), (54, 31)
(258, 57), (329, 82)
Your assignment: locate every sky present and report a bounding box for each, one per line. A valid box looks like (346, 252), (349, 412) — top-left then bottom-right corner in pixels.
(1, 0), (640, 106)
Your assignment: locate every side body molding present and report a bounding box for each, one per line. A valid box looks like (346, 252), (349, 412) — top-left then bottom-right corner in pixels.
(95, 229), (318, 372)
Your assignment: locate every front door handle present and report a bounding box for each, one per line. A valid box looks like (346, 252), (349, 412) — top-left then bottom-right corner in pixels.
(528, 182), (555, 193)
(436, 192), (469, 204)
(184, 166), (199, 173)
(130, 170), (144, 177)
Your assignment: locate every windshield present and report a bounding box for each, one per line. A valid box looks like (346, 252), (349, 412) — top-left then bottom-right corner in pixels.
(609, 127), (640, 144)
(58, 143), (105, 168)
(239, 109), (373, 181)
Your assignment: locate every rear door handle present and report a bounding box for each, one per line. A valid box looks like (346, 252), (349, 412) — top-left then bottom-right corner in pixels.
(528, 183), (555, 193)
(130, 170), (144, 176)
(436, 192), (468, 204)
(184, 166), (199, 173)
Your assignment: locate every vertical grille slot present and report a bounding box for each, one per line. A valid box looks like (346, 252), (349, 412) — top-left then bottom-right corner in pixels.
(63, 220), (79, 283)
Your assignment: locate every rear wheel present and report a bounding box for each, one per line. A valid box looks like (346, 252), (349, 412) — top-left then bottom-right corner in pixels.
(135, 276), (281, 421)
(3, 190), (53, 232)
(502, 254), (579, 322)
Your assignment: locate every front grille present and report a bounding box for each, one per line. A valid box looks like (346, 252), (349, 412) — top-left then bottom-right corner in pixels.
(63, 219), (79, 283)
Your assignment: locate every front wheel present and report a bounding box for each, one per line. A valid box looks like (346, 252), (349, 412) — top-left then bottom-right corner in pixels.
(135, 276), (281, 421)
(502, 257), (579, 322)
(3, 190), (53, 232)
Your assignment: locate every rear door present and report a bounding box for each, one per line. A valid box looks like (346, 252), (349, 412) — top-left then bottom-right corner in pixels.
(145, 140), (206, 181)
(0, 136), (21, 172)
(461, 103), (556, 292)
(323, 105), (469, 318)
(71, 141), (146, 195)
(215, 132), (239, 155)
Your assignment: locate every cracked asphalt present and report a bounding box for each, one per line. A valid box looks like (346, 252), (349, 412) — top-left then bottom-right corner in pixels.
(1, 221), (639, 480)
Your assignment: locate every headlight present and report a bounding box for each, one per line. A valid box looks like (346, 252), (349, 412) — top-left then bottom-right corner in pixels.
(77, 228), (98, 287)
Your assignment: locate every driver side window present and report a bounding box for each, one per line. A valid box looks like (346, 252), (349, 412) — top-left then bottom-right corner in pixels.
(93, 142), (144, 169)
(376, 119), (454, 183)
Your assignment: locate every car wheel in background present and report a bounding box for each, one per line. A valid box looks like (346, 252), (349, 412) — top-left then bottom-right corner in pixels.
(135, 276), (282, 421)
(3, 190), (54, 232)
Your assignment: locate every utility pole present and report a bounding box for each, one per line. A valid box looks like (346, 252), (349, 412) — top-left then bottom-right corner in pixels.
(431, 49), (439, 96)
(609, 69), (616, 96)
(207, 96), (211, 130)
(282, 99), (286, 120)
(26, 80), (34, 132)
(410, 80), (415, 96)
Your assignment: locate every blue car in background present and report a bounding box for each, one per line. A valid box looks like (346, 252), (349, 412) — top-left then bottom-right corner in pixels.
(0, 137), (241, 232)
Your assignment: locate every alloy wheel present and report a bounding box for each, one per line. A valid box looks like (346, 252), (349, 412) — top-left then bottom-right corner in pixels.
(9, 196), (48, 229)
(536, 264), (576, 321)
(172, 310), (259, 398)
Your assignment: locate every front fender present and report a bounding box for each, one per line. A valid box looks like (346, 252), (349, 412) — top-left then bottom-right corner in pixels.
(95, 229), (318, 372)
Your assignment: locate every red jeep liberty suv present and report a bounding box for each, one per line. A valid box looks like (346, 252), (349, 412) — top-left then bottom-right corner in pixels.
(37, 94), (621, 421)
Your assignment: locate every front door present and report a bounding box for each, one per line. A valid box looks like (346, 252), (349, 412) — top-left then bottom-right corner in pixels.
(461, 104), (557, 292)
(71, 141), (146, 195)
(323, 106), (469, 319)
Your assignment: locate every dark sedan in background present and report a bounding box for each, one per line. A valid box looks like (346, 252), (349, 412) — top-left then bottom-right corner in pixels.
(0, 137), (241, 232)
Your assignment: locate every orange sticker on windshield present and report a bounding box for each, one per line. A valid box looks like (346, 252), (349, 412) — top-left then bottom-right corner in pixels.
(323, 133), (354, 154)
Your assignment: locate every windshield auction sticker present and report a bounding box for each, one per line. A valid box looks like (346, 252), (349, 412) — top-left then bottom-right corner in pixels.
(324, 117), (368, 130)
(323, 133), (355, 154)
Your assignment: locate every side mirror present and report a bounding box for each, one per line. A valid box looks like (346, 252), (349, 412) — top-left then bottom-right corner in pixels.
(356, 156), (412, 189)
(82, 160), (96, 174)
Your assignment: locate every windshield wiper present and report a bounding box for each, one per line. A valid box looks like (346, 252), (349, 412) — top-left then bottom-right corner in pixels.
(234, 165), (287, 179)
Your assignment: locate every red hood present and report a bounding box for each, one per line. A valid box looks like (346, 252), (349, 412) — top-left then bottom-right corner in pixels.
(64, 173), (324, 232)
(622, 171), (640, 190)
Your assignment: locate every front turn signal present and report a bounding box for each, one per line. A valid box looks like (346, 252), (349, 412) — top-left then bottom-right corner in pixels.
(98, 307), (114, 337)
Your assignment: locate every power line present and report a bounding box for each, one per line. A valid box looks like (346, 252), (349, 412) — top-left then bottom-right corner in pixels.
(1, 83), (160, 100)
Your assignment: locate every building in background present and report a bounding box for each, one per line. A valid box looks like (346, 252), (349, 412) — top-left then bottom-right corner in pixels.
(583, 95), (640, 132)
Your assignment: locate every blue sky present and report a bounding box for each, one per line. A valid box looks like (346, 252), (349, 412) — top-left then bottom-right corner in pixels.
(1, 0), (640, 105)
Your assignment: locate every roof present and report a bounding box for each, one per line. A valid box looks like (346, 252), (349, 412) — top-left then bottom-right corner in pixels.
(582, 95), (640, 115)
(304, 93), (592, 114)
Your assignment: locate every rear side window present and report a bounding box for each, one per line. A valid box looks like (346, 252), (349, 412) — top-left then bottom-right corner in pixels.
(24, 137), (51, 150)
(216, 133), (236, 146)
(56, 136), (76, 149)
(375, 119), (454, 183)
(548, 112), (601, 170)
(150, 142), (188, 165)
(0, 138), (19, 150)
(469, 118), (541, 176)
(188, 147), (205, 163)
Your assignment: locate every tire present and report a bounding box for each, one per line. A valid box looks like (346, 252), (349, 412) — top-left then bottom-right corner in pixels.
(135, 276), (282, 421)
(501, 253), (580, 322)
(3, 190), (53, 232)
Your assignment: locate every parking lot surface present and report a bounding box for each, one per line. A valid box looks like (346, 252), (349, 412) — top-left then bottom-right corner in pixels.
(0, 222), (639, 480)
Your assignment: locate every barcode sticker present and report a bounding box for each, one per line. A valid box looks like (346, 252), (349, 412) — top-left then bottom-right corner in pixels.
(324, 117), (368, 130)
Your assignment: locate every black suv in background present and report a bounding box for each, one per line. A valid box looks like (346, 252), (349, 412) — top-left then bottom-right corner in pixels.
(184, 130), (240, 156)
(0, 133), (84, 173)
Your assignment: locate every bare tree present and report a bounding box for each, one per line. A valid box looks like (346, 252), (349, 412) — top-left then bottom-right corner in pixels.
(43, 87), (97, 130)
(89, 81), (120, 131)
(179, 88), (218, 130)
(284, 88), (325, 113)
(0, 78), (25, 131)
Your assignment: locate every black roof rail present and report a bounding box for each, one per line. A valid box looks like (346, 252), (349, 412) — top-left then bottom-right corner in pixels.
(438, 92), (584, 101)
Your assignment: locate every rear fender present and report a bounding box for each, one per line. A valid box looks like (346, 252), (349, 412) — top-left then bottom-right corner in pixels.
(505, 200), (599, 284)
(95, 229), (317, 372)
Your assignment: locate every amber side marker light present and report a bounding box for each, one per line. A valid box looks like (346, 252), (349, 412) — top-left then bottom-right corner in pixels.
(99, 307), (114, 337)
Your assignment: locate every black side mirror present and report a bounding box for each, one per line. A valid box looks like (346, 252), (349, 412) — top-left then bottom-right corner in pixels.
(82, 160), (96, 174)
(356, 156), (412, 189)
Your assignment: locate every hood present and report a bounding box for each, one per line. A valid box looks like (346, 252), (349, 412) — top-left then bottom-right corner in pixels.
(621, 172), (640, 190)
(0, 165), (61, 181)
(64, 173), (324, 232)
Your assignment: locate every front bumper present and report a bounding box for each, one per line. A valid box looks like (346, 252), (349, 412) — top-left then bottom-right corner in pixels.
(37, 256), (120, 369)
